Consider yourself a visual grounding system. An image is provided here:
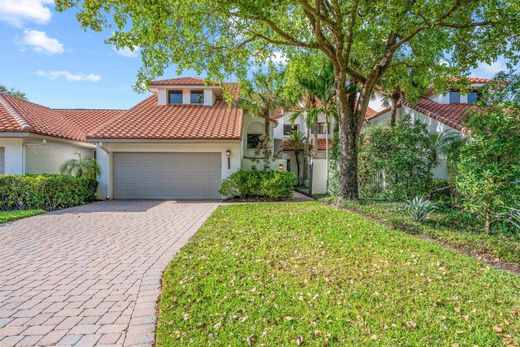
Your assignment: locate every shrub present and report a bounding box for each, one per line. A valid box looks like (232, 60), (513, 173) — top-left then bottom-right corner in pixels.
(0, 174), (97, 211)
(219, 170), (296, 200)
(455, 110), (520, 233)
(405, 196), (436, 222)
(358, 116), (437, 200)
(261, 170), (296, 199)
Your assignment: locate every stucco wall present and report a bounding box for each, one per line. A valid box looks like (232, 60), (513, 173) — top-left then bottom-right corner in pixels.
(25, 140), (94, 174)
(96, 141), (242, 199)
(0, 138), (24, 174)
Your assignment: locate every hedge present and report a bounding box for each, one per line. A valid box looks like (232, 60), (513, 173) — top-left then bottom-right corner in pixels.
(0, 175), (97, 211)
(219, 170), (296, 200)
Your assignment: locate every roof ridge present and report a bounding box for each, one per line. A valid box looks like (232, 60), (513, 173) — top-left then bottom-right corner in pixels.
(54, 108), (126, 111)
(0, 93), (31, 130)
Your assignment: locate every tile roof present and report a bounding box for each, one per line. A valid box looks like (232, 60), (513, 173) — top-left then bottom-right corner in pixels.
(0, 93), (87, 142)
(283, 138), (332, 151)
(364, 106), (378, 120)
(467, 77), (493, 84)
(150, 77), (209, 86)
(54, 109), (123, 134)
(88, 95), (243, 140)
(405, 97), (476, 130)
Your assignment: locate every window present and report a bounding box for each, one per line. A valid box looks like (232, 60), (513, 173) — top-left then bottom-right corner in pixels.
(283, 124), (299, 135)
(449, 91), (460, 104)
(169, 91), (183, 104)
(468, 91), (479, 104)
(190, 90), (204, 104)
(317, 122), (326, 134)
(247, 134), (262, 149)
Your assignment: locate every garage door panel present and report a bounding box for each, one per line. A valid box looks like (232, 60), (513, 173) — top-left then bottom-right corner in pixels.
(113, 152), (221, 200)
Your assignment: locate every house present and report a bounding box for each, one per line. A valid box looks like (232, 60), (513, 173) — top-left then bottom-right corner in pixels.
(88, 77), (284, 200)
(0, 92), (121, 175)
(275, 77), (491, 193)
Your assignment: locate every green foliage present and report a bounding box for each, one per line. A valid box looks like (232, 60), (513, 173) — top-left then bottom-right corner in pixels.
(319, 197), (520, 265)
(261, 171), (296, 199)
(285, 131), (305, 186)
(0, 84), (27, 100)
(219, 170), (295, 200)
(0, 175), (97, 211)
(405, 196), (437, 222)
(60, 152), (101, 180)
(157, 202), (520, 346)
(0, 210), (45, 224)
(358, 116), (437, 200)
(455, 109), (520, 233)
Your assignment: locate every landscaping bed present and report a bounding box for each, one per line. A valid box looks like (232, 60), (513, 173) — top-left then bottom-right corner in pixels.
(157, 202), (519, 346)
(319, 197), (520, 271)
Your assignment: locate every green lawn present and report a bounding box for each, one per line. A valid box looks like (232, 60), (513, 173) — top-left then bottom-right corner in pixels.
(0, 210), (45, 223)
(319, 197), (520, 267)
(157, 202), (519, 346)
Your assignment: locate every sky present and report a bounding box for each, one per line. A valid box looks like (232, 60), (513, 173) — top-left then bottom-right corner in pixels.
(0, 0), (512, 110)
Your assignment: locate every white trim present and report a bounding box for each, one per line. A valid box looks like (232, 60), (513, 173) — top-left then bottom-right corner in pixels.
(87, 138), (241, 144)
(0, 94), (31, 130)
(0, 132), (95, 148)
(150, 85), (222, 90)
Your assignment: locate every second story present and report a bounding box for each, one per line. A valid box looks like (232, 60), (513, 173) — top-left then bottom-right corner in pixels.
(150, 77), (232, 107)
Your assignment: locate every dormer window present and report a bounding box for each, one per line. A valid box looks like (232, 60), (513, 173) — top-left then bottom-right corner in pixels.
(169, 91), (182, 104)
(190, 90), (204, 104)
(449, 91), (460, 103)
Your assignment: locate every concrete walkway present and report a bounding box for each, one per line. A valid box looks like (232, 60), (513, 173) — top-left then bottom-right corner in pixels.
(0, 201), (219, 346)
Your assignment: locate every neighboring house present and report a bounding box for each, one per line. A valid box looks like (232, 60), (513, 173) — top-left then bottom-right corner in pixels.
(275, 77), (490, 193)
(88, 77), (283, 200)
(0, 92), (121, 175)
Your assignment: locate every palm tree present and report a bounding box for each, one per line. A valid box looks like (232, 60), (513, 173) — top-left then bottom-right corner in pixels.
(60, 152), (101, 180)
(238, 68), (287, 167)
(285, 130), (305, 186)
(290, 64), (337, 188)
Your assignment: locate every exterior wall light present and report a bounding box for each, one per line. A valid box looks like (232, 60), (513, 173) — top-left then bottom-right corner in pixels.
(226, 150), (231, 169)
(278, 164), (285, 171)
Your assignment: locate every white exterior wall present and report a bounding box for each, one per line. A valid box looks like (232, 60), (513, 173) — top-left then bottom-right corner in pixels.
(25, 139), (94, 174)
(311, 159), (328, 194)
(0, 138), (24, 174)
(157, 90), (167, 105)
(94, 141), (241, 199)
(368, 92), (387, 112)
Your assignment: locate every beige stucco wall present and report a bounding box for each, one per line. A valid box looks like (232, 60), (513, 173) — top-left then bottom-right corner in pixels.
(0, 138), (24, 174)
(25, 139), (94, 174)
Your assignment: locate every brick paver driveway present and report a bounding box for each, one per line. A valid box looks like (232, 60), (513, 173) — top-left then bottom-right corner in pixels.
(0, 200), (219, 346)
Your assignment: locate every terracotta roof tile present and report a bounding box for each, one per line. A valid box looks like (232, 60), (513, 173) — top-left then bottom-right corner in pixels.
(88, 95), (243, 140)
(54, 109), (123, 133)
(405, 97), (476, 130)
(0, 93), (87, 142)
(467, 77), (493, 84)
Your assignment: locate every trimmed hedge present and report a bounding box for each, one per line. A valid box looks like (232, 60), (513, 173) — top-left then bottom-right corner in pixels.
(0, 175), (97, 211)
(219, 170), (296, 200)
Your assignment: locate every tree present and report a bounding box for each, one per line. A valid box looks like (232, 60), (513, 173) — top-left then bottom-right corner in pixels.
(56, 0), (519, 200)
(285, 130), (305, 186)
(0, 85), (27, 100)
(238, 68), (286, 168)
(60, 152), (101, 180)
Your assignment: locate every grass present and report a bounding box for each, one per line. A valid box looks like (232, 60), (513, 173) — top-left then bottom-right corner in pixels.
(157, 202), (520, 346)
(319, 197), (520, 267)
(0, 209), (45, 224)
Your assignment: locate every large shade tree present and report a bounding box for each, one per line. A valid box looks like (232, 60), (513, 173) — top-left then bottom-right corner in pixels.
(56, 0), (519, 200)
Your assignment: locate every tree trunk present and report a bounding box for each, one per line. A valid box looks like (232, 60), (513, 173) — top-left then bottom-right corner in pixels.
(264, 115), (270, 136)
(312, 124), (319, 159)
(335, 75), (359, 200)
(295, 151), (301, 186)
(485, 211), (492, 233)
(390, 90), (400, 126)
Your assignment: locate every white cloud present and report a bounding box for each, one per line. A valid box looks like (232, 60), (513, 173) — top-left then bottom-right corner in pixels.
(113, 46), (140, 58)
(36, 70), (102, 82)
(0, 0), (53, 27)
(19, 29), (64, 54)
(472, 60), (508, 78)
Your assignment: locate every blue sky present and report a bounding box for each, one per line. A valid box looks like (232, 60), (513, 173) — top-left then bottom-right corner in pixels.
(0, 1), (511, 110)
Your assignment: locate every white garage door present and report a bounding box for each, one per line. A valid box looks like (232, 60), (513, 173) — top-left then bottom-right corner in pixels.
(113, 152), (222, 200)
(0, 147), (4, 174)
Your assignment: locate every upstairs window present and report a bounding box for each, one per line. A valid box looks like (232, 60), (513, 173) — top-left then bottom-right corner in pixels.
(467, 91), (479, 104)
(169, 91), (183, 104)
(247, 134), (262, 149)
(191, 90), (204, 104)
(449, 91), (460, 104)
(283, 124), (299, 135)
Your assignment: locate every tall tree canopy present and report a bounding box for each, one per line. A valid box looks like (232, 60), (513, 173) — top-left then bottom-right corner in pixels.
(56, 0), (519, 199)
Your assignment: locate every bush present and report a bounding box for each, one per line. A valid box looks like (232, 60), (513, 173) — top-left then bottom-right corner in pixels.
(0, 174), (97, 211)
(219, 170), (296, 200)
